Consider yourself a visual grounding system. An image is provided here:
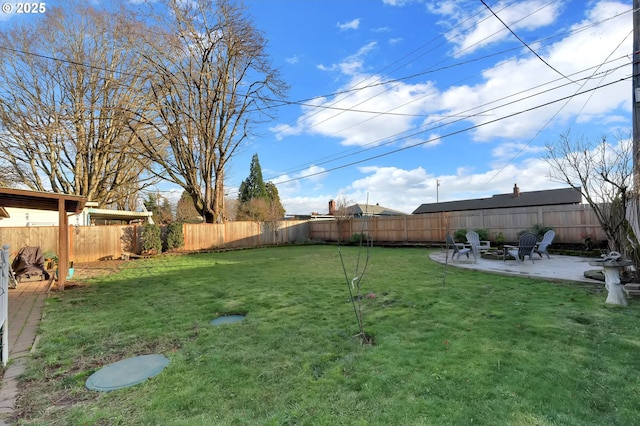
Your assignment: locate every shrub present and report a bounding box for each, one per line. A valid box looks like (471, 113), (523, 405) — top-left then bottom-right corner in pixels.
(166, 222), (184, 251)
(141, 223), (162, 254)
(453, 229), (467, 242)
(349, 233), (369, 244)
(494, 232), (505, 246)
(474, 228), (489, 241)
(530, 224), (553, 240)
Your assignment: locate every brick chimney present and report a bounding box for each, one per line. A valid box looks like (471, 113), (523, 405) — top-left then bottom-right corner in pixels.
(329, 199), (336, 215)
(513, 183), (520, 198)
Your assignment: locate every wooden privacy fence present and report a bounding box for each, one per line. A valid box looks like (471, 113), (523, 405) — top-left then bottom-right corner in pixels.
(0, 220), (310, 263)
(309, 204), (607, 244)
(0, 204), (608, 262)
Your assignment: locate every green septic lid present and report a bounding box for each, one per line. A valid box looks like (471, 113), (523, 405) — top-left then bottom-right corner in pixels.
(86, 354), (170, 392)
(210, 314), (246, 325)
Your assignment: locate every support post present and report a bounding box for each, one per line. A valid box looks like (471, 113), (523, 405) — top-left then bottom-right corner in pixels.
(634, 0), (640, 190)
(58, 199), (68, 290)
(1, 244), (9, 366)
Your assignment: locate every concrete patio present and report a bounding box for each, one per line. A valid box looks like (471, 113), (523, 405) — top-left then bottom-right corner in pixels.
(429, 249), (604, 285)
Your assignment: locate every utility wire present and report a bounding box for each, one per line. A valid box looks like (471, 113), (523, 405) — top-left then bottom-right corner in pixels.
(263, 60), (630, 183)
(481, 29), (633, 188)
(480, 0), (576, 84)
(272, 76), (630, 186)
(0, 7), (630, 118)
(262, 7), (632, 177)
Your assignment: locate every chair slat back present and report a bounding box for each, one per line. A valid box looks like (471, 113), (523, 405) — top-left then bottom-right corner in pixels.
(541, 230), (555, 245)
(445, 234), (459, 252)
(518, 232), (537, 257)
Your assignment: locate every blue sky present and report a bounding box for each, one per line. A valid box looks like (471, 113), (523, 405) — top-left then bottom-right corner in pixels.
(1, 0), (633, 216)
(238, 0), (633, 215)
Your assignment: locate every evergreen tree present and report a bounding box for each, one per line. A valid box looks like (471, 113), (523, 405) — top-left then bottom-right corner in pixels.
(265, 182), (285, 219)
(238, 154), (268, 203)
(159, 197), (173, 224)
(144, 193), (173, 224)
(144, 193), (160, 217)
(237, 154), (285, 221)
(176, 191), (202, 223)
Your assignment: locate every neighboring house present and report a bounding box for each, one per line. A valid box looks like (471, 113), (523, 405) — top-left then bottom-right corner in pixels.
(0, 207), (60, 227)
(412, 184), (581, 214)
(344, 203), (407, 217)
(0, 202), (154, 227)
(328, 199), (407, 217)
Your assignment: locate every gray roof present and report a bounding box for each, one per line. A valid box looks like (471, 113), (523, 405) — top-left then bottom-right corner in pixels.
(347, 203), (407, 216)
(412, 187), (581, 214)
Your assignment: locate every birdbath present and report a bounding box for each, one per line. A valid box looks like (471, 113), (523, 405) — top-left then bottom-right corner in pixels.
(589, 257), (632, 306)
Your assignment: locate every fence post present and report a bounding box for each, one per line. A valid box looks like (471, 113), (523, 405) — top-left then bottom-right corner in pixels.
(0, 244), (10, 366)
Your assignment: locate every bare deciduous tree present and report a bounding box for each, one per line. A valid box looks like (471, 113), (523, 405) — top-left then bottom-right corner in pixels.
(134, 0), (288, 223)
(545, 132), (635, 265)
(0, 4), (157, 204)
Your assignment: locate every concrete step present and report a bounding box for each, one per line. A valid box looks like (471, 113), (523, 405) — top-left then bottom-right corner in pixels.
(623, 283), (640, 296)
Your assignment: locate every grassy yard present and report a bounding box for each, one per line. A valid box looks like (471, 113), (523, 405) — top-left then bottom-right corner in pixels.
(12, 245), (640, 425)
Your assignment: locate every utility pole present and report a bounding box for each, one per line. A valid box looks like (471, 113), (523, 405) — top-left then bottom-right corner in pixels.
(436, 179), (440, 203)
(634, 0), (640, 192)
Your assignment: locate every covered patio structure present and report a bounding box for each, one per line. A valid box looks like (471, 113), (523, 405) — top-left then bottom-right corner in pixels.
(0, 187), (87, 289)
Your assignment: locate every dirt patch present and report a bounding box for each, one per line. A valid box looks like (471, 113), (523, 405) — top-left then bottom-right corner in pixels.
(49, 260), (128, 290)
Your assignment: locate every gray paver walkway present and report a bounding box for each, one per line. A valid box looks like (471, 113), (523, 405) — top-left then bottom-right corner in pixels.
(0, 278), (50, 425)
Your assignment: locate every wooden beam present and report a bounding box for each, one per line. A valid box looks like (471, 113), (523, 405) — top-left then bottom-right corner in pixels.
(58, 199), (68, 290)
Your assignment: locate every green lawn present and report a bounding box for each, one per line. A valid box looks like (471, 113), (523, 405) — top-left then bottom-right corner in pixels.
(13, 245), (640, 425)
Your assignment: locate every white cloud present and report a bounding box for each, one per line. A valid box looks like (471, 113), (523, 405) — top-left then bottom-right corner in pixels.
(283, 41), (443, 147)
(337, 18), (361, 31)
(430, 0), (565, 56)
(316, 42), (378, 76)
(274, 165), (327, 198)
(382, 0), (414, 6)
(490, 141), (546, 164)
(300, 77), (439, 147)
(437, 1), (630, 142)
(285, 55), (300, 65)
(341, 166), (433, 213)
(269, 122), (303, 140)
(274, 1), (631, 215)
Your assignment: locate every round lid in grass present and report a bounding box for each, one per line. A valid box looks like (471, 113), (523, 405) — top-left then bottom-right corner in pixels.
(86, 354), (170, 392)
(210, 314), (246, 325)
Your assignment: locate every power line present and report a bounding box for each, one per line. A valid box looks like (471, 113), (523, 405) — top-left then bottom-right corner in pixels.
(260, 7), (633, 177)
(271, 76), (631, 186)
(263, 60), (630, 182)
(480, 0), (576, 84)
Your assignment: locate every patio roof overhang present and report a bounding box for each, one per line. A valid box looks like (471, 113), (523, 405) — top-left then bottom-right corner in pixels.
(0, 187), (86, 213)
(87, 208), (153, 223)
